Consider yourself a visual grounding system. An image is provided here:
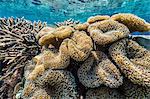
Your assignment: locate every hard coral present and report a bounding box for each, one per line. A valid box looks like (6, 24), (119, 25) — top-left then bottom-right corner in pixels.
(109, 38), (150, 87)
(39, 26), (74, 47)
(87, 15), (110, 24)
(78, 51), (123, 88)
(120, 78), (150, 98)
(111, 13), (150, 32)
(23, 69), (78, 99)
(86, 87), (125, 99)
(28, 39), (70, 80)
(68, 31), (93, 61)
(74, 23), (89, 31)
(88, 20), (130, 45)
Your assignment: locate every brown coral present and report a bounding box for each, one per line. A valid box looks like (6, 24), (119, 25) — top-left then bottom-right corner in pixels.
(39, 26), (74, 47)
(68, 31), (93, 61)
(23, 69), (78, 99)
(111, 13), (150, 32)
(109, 38), (150, 87)
(120, 78), (150, 98)
(28, 39), (70, 80)
(88, 20), (130, 45)
(87, 15), (110, 24)
(78, 51), (123, 88)
(86, 87), (125, 99)
(74, 23), (89, 31)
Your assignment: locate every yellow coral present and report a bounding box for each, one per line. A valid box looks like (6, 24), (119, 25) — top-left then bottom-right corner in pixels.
(36, 26), (55, 40)
(87, 15), (110, 24)
(111, 13), (150, 32)
(86, 87), (125, 99)
(78, 51), (123, 88)
(39, 26), (74, 46)
(68, 31), (93, 61)
(88, 19), (130, 45)
(109, 38), (150, 87)
(74, 23), (89, 31)
(28, 39), (70, 80)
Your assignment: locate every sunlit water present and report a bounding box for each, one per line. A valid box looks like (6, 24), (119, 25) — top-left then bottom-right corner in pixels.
(0, 0), (150, 34)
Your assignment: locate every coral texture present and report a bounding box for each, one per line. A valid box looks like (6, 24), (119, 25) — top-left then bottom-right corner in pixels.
(78, 51), (123, 88)
(111, 13), (150, 32)
(0, 17), (46, 98)
(120, 78), (150, 98)
(109, 38), (150, 87)
(87, 15), (110, 24)
(88, 20), (130, 45)
(68, 31), (93, 61)
(86, 87), (125, 99)
(39, 26), (74, 47)
(74, 23), (89, 31)
(23, 69), (78, 99)
(28, 39), (70, 80)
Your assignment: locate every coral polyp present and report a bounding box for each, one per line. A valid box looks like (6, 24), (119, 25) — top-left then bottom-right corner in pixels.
(111, 13), (150, 32)
(109, 38), (150, 87)
(88, 19), (130, 45)
(78, 51), (123, 88)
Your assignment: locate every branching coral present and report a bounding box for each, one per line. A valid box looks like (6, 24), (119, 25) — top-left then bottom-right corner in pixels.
(55, 18), (80, 27)
(39, 26), (74, 47)
(88, 20), (130, 45)
(120, 78), (150, 98)
(87, 15), (110, 24)
(78, 51), (123, 88)
(68, 31), (93, 61)
(111, 13), (150, 32)
(28, 39), (70, 80)
(0, 17), (46, 98)
(109, 38), (150, 87)
(86, 87), (125, 99)
(23, 69), (78, 99)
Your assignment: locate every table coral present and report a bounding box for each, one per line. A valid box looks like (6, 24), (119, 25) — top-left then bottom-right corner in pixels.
(68, 31), (93, 61)
(88, 19), (130, 45)
(120, 78), (150, 98)
(86, 87), (125, 99)
(111, 13), (150, 32)
(78, 51), (123, 88)
(23, 69), (78, 99)
(109, 38), (150, 87)
(39, 26), (74, 47)
(28, 39), (70, 80)
(87, 15), (110, 24)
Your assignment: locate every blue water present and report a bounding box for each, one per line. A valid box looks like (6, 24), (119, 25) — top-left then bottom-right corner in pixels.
(0, 0), (150, 35)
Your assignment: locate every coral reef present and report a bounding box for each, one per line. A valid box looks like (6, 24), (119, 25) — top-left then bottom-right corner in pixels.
(88, 19), (130, 45)
(55, 18), (80, 27)
(23, 69), (78, 99)
(109, 38), (150, 87)
(0, 17), (46, 98)
(28, 39), (70, 80)
(87, 15), (110, 24)
(68, 31), (93, 61)
(111, 13), (150, 32)
(1, 13), (150, 99)
(78, 51), (123, 88)
(86, 87), (125, 99)
(39, 26), (74, 47)
(120, 78), (150, 98)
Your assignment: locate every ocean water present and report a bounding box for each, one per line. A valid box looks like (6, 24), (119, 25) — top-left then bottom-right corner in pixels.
(0, 0), (150, 34)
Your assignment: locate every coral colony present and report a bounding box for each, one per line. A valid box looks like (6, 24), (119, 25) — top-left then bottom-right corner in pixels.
(0, 13), (150, 99)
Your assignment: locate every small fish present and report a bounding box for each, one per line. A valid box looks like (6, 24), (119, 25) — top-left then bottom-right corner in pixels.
(32, 0), (42, 5)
